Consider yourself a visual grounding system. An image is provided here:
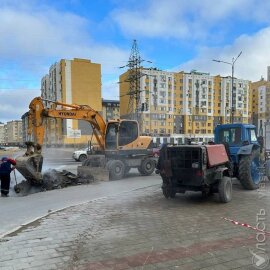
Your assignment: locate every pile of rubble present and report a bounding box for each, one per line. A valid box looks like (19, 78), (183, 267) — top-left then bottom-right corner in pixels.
(14, 168), (96, 196)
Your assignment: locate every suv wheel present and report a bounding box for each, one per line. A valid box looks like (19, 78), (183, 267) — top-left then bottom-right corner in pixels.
(162, 182), (176, 199)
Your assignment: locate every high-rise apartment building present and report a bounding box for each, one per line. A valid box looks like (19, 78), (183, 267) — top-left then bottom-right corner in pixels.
(5, 120), (23, 144)
(102, 99), (120, 122)
(254, 81), (270, 136)
(40, 58), (102, 146)
(250, 79), (269, 132)
(0, 123), (5, 144)
(21, 112), (33, 143)
(120, 68), (250, 144)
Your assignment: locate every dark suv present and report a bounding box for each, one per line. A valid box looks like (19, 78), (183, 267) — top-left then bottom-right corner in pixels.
(156, 144), (232, 203)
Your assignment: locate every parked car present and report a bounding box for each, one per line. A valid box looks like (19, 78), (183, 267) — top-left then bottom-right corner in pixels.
(152, 147), (160, 157)
(150, 143), (161, 158)
(72, 147), (90, 162)
(0, 146), (6, 151)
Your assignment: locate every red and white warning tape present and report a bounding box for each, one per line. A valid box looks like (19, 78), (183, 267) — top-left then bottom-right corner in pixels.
(222, 217), (270, 235)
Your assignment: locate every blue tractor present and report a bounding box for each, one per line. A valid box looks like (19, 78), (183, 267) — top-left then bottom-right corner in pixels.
(214, 123), (264, 190)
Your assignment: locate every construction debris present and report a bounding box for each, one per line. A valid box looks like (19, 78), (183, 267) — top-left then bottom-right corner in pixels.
(14, 168), (95, 196)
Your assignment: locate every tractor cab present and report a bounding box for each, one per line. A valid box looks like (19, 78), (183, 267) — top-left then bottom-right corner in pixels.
(214, 123), (259, 163)
(214, 123), (264, 190)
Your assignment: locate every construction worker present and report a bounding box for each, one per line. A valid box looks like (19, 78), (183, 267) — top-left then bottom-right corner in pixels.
(156, 143), (168, 174)
(0, 157), (16, 197)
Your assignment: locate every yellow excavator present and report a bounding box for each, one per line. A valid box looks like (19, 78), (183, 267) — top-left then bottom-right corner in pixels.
(16, 97), (156, 183)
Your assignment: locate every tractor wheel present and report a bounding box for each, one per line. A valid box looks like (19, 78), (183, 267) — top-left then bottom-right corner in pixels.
(138, 158), (155, 176)
(162, 182), (176, 199)
(218, 176), (232, 203)
(239, 149), (261, 190)
(108, 160), (125, 180)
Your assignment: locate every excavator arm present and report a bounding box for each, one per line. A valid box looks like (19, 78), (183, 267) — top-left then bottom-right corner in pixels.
(16, 97), (107, 184)
(28, 97), (106, 150)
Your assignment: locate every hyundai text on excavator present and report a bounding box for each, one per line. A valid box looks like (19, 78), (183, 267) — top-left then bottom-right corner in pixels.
(15, 97), (156, 183)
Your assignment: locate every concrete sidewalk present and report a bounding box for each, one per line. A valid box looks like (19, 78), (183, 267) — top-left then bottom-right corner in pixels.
(0, 172), (160, 237)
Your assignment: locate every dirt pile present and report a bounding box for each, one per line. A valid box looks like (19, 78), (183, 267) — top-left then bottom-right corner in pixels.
(14, 169), (94, 196)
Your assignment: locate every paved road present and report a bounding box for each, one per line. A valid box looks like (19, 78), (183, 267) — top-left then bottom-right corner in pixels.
(0, 179), (270, 269)
(0, 148), (160, 237)
(1, 148), (270, 269)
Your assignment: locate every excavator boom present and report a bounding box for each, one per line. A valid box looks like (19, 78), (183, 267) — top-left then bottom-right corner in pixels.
(28, 97), (106, 149)
(16, 97), (107, 184)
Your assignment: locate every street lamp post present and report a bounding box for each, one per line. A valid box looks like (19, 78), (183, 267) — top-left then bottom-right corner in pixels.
(213, 51), (242, 123)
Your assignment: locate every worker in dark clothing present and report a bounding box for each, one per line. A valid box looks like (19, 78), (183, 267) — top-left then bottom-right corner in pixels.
(156, 143), (168, 172)
(0, 157), (16, 197)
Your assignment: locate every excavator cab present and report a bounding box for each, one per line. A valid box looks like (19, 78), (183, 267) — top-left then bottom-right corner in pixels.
(105, 120), (139, 150)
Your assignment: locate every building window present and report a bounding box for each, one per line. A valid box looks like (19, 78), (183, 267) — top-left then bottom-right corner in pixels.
(159, 99), (165, 104)
(160, 75), (166, 82)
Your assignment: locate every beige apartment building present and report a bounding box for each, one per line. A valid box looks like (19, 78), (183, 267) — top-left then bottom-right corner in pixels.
(250, 79), (269, 133)
(120, 68), (250, 144)
(0, 123), (5, 144)
(40, 58), (102, 146)
(102, 99), (120, 122)
(251, 79), (270, 136)
(5, 120), (23, 145)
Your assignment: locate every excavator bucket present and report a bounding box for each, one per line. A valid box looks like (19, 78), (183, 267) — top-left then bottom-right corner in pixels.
(15, 142), (43, 184)
(16, 154), (43, 184)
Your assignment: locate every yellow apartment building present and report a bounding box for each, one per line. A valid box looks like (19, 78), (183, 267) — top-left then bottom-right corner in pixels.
(251, 80), (270, 136)
(41, 58), (102, 146)
(120, 68), (251, 144)
(250, 79), (270, 133)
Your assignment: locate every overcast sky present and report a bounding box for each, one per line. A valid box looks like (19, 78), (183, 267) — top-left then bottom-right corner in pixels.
(1, 0), (270, 123)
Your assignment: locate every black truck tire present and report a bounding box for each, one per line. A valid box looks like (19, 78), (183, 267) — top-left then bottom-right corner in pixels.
(218, 176), (232, 203)
(238, 149), (260, 190)
(108, 160), (125, 180)
(138, 158), (155, 176)
(162, 182), (176, 199)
